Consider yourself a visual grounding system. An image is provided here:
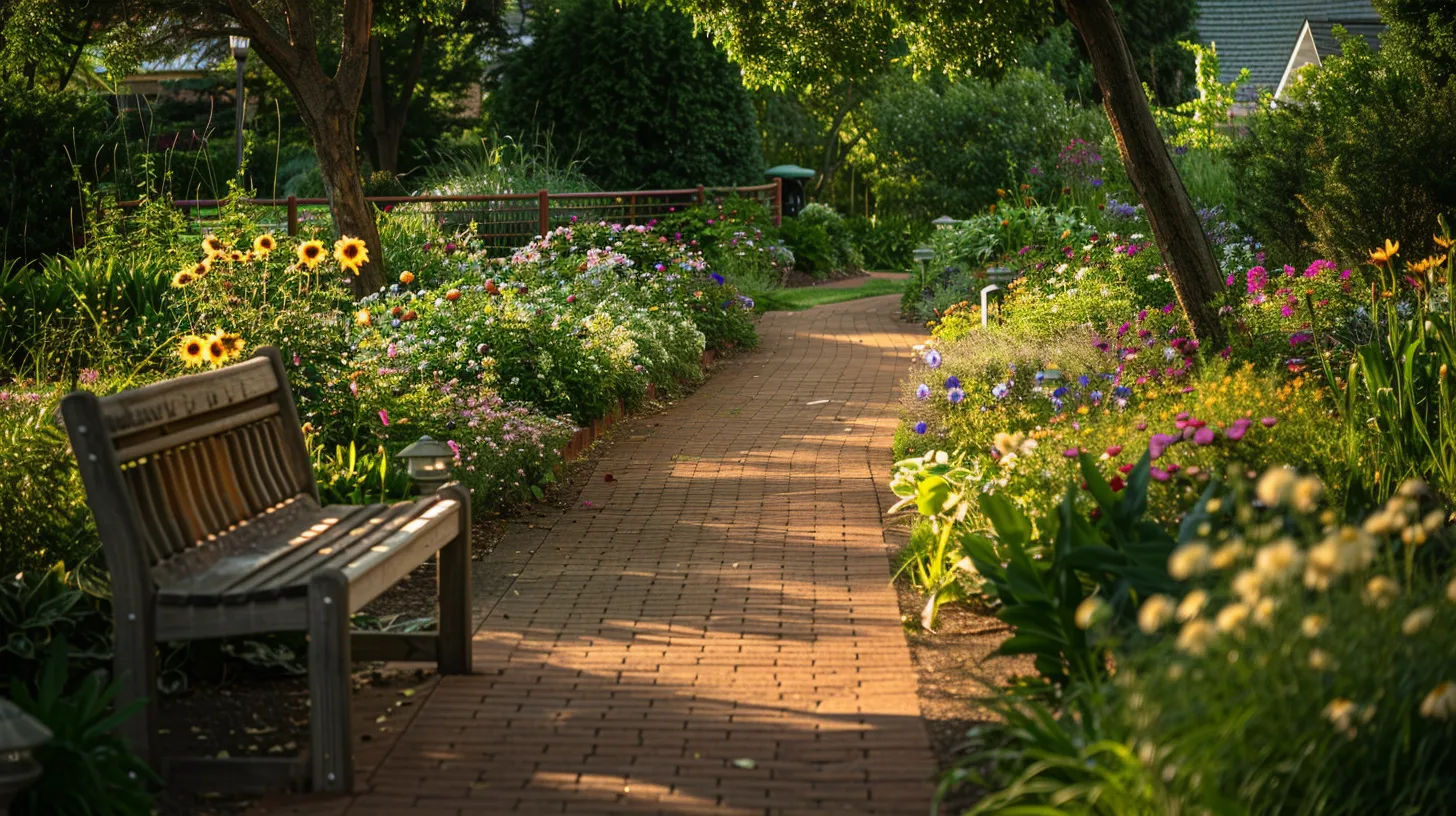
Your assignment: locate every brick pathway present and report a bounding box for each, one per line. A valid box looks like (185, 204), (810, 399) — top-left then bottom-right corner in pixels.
(262, 295), (935, 815)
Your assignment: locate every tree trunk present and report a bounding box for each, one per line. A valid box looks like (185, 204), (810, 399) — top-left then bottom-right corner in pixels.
(1064, 0), (1227, 349)
(305, 101), (386, 294)
(368, 26), (429, 175)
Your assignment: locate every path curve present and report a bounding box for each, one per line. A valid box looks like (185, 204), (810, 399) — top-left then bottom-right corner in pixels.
(271, 295), (935, 815)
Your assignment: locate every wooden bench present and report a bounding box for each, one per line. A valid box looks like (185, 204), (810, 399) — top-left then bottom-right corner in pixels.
(61, 346), (473, 794)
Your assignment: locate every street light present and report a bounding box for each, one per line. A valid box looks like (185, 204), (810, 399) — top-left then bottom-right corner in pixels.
(229, 34), (250, 178)
(396, 436), (455, 494)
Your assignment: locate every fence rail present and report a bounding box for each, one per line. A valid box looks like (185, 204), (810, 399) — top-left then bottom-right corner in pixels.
(113, 180), (782, 256)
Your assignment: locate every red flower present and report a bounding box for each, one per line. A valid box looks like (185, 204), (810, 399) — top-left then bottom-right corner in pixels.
(1109, 476), (1126, 492)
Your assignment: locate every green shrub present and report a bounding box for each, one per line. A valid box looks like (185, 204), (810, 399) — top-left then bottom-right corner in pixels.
(847, 214), (930, 271)
(779, 203), (860, 278)
(487, 0), (763, 190)
(0, 86), (113, 261)
(1230, 34), (1456, 264)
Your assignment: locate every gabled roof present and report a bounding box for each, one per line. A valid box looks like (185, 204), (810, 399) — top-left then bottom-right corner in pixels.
(1196, 0), (1380, 88)
(1274, 17), (1384, 98)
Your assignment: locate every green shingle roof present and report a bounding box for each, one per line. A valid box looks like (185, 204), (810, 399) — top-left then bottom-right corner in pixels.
(1196, 0), (1381, 88)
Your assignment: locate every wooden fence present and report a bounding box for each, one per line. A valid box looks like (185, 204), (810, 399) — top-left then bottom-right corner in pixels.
(114, 180), (782, 255)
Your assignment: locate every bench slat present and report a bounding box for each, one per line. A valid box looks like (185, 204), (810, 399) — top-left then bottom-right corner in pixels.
(99, 356), (279, 437)
(247, 500), (439, 594)
(113, 402), (280, 462)
(341, 498), (461, 612)
(155, 499), (373, 604)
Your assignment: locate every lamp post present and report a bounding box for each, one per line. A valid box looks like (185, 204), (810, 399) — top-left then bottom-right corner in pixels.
(229, 34), (250, 178)
(912, 246), (935, 299)
(396, 436), (455, 494)
(0, 697), (50, 814)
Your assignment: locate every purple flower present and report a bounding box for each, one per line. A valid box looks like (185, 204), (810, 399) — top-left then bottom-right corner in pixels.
(710, 273), (725, 285)
(1162, 303), (1176, 315)
(1149, 467), (1170, 482)
(1117, 322), (1131, 337)
(1063, 448), (1080, 458)
(1090, 178), (1104, 188)
(1246, 266), (1268, 293)
(1306, 259), (1335, 278)
(1193, 427), (1216, 445)
(1226, 272), (1237, 286)
(914, 421), (928, 435)
(379, 409), (390, 426)
(991, 382), (1009, 399)
(925, 350), (942, 369)
(1148, 433), (1177, 460)
(948, 387), (966, 404)
(78, 368), (99, 384)
(916, 383), (931, 400)
(1261, 416), (1278, 427)
(1289, 332), (1313, 346)
(945, 376), (962, 390)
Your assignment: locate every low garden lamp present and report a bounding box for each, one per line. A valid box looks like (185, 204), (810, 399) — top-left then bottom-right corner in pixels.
(396, 436), (454, 494)
(912, 247), (935, 295)
(0, 697), (50, 814)
(932, 215), (957, 230)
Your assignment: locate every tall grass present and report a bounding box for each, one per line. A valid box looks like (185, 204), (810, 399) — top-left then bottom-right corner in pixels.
(422, 131), (597, 196)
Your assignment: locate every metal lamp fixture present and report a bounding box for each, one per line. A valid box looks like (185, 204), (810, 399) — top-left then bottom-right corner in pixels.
(932, 215), (957, 229)
(912, 247), (935, 296)
(229, 34), (251, 177)
(0, 697), (50, 814)
(395, 436), (454, 493)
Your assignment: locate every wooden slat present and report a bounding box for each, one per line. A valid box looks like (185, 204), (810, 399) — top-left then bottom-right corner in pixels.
(123, 465), (173, 564)
(155, 596), (307, 641)
(179, 443), (225, 538)
(155, 501), (376, 604)
(155, 449), (205, 546)
(223, 430), (266, 515)
(342, 499), (461, 612)
(241, 422), (288, 505)
(161, 757), (308, 794)
(206, 436), (251, 527)
(258, 501), (434, 594)
(351, 632), (438, 662)
(136, 460), (189, 558)
(113, 402), (279, 462)
(98, 356), (278, 437)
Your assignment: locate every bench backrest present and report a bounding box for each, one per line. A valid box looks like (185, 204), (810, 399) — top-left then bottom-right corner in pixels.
(62, 347), (318, 595)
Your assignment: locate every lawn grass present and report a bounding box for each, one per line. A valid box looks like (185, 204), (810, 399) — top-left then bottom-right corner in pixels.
(754, 277), (905, 312)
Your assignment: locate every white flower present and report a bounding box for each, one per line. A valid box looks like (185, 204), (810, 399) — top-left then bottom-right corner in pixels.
(1419, 681), (1456, 719)
(1402, 606), (1436, 635)
(1256, 468), (1298, 506)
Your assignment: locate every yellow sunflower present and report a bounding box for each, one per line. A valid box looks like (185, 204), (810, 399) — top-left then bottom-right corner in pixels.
(252, 234), (277, 257)
(219, 332), (246, 356)
(296, 240), (326, 270)
(202, 235), (226, 257)
(334, 236), (369, 272)
(1369, 239), (1400, 266)
(204, 332), (230, 367)
(171, 269), (198, 287)
(228, 250), (247, 264)
(190, 259), (211, 277)
(178, 334), (207, 367)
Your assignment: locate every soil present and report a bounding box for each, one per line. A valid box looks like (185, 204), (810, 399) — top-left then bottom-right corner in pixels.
(883, 525), (1033, 815)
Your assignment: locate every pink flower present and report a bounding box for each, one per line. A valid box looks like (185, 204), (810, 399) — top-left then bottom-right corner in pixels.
(1063, 448), (1081, 458)
(379, 409), (389, 426)
(1194, 427), (1216, 445)
(1149, 467), (1170, 482)
(1105, 445), (1123, 457)
(1261, 416), (1278, 427)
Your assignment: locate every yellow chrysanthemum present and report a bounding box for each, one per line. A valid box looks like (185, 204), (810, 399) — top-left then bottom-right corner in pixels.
(1369, 238), (1399, 266)
(297, 240), (326, 270)
(171, 269), (198, 288)
(252, 234), (277, 257)
(178, 334), (207, 367)
(204, 332), (230, 367)
(334, 236), (369, 272)
(202, 235), (226, 257)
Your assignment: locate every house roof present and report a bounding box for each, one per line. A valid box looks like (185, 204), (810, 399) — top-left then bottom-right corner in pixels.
(1196, 0), (1381, 88)
(1274, 17), (1385, 97)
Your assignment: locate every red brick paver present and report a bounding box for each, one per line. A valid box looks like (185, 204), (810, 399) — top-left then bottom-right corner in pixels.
(262, 295), (934, 814)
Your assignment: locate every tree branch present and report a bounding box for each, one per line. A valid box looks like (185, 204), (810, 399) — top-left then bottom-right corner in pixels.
(226, 0), (301, 77)
(334, 0), (374, 104)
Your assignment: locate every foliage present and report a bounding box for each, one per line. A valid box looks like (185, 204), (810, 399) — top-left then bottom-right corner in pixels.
(10, 639), (159, 816)
(489, 0), (763, 190)
(1152, 42), (1248, 151)
(778, 203), (860, 278)
(1230, 33), (1456, 264)
(0, 384), (96, 574)
(847, 214), (929, 271)
(0, 564), (111, 683)
(0, 86), (113, 260)
(859, 68), (1106, 221)
(312, 440), (416, 505)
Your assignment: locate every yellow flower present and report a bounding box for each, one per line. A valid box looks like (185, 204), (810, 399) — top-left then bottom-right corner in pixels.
(1256, 468), (1297, 506)
(218, 332), (245, 357)
(252, 234), (277, 257)
(1309, 648), (1334, 670)
(171, 269), (198, 288)
(1402, 606), (1436, 635)
(1322, 697), (1357, 728)
(190, 259), (211, 278)
(202, 234), (226, 257)
(1137, 594), (1176, 634)
(1419, 681), (1456, 719)
(1254, 538), (1304, 581)
(228, 250), (247, 263)
(1176, 589), (1208, 622)
(1074, 596), (1106, 629)
(1231, 568), (1263, 603)
(1301, 614), (1325, 638)
(1251, 597), (1278, 626)
(178, 334), (207, 367)
(1435, 234), (1453, 250)
(1291, 476), (1324, 513)
(354, 308), (372, 326)
(1368, 238), (1399, 266)
(1175, 618), (1214, 655)
(1214, 602), (1250, 633)
(1408, 254), (1447, 274)
(1168, 543), (1212, 580)
(297, 240), (326, 270)
(1210, 539), (1247, 570)
(1364, 575), (1400, 609)
(334, 236), (369, 271)
(399, 270), (416, 284)
(1447, 574), (1456, 603)
(204, 332), (230, 367)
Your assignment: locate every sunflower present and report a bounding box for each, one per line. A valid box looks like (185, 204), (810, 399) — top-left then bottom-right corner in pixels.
(171, 269), (198, 287)
(219, 332), (246, 356)
(204, 332), (230, 367)
(1369, 239), (1400, 266)
(178, 334), (207, 367)
(296, 240), (326, 269)
(228, 250), (247, 263)
(252, 234), (277, 257)
(334, 236), (369, 272)
(190, 259), (211, 277)
(202, 235), (226, 257)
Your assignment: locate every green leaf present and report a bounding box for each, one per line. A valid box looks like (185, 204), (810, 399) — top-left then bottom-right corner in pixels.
(979, 491), (1032, 545)
(915, 474), (954, 517)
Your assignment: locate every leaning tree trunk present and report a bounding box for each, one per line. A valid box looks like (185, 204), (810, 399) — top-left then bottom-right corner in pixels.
(300, 97), (386, 295)
(1064, 0), (1228, 349)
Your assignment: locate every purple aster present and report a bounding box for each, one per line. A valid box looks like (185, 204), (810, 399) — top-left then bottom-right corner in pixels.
(945, 375), (961, 390)
(710, 273), (725, 284)
(1261, 416), (1278, 427)
(1149, 467), (1170, 482)
(925, 350), (942, 369)
(948, 387), (966, 404)
(914, 421), (928, 435)
(1148, 433), (1177, 460)
(916, 383), (931, 400)
(1193, 427), (1216, 445)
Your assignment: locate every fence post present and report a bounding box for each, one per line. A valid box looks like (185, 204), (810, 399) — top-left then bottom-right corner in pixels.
(287, 195), (298, 236)
(537, 190), (549, 237)
(629, 193), (637, 224)
(696, 185), (705, 206)
(773, 177), (783, 227)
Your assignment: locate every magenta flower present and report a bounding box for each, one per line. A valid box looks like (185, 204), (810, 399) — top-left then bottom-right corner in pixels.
(1306, 259), (1335, 278)
(1289, 332), (1313, 346)
(1063, 448), (1080, 458)
(1246, 266), (1268, 293)
(1149, 433), (1176, 459)
(379, 409), (390, 426)
(1149, 467), (1170, 482)
(1261, 416), (1278, 427)
(1194, 427), (1216, 445)
(1106, 445), (1123, 457)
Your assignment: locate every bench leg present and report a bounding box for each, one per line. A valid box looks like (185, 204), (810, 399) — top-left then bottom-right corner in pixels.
(436, 483), (473, 675)
(307, 570), (353, 793)
(112, 592), (157, 769)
